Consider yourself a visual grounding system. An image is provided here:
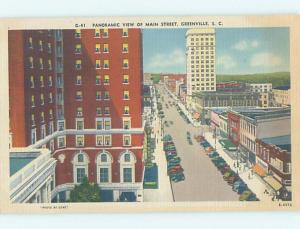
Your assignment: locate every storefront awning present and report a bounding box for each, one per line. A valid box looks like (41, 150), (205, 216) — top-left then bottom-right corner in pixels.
(252, 164), (267, 177)
(263, 176), (282, 191)
(219, 139), (237, 151)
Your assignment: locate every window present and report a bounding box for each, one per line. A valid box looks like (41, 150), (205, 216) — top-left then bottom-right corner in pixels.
(76, 119), (84, 130)
(75, 44), (81, 54)
(76, 168), (85, 183)
(31, 129), (36, 144)
(30, 75), (34, 88)
(122, 28), (128, 37)
(123, 168), (132, 183)
(95, 44), (100, 53)
(122, 43), (128, 53)
(40, 94), (45, 105)
(29, 57), (34, 68)
(76, 135), (84, 147)
(123, 119), (131, 129)
(104, 107), (110, 115)
(103, 44), (109, 53)
(96, 107), (102, 116)
(96, 91), (101, 100)
(95, 29), (100, 37)
(96, 135), (103, 146)
(123, 135), (131, 146)
(49, 109), (53, 119)
(39, 58), (43, 69)
(76, 91), (83, 100)
(47, 43), (51, 53)
(73, 152), (88, 184)
(57, 120), (65, 131)
(99, 168), (109, 183)
(41, 125), (46, 139)
(39, 40), (43, 51)
(104, 119), (111, 130)
(40, 75), (44, 87)
(123, 59), (129, 68)
(95, 75), (101, 85)
(75, 29), (81, 38)
(103, 60), (109, 69)
(104, 91), (110, 100)
(75, 60), (82, 70)
(96, 152), (112, 184)
(103, 28), (108, 37)
(123, 91), (129, 100)
(104, 75), (110, 84)
(48, 76), (53, 86)
(31, 114), (35, 126)
(123, 75), (129, 84)
(48, 60), (52, 70)
(28, 37), (33, 48)
(104, 135), (111, 146)
(76, 75), (82, 85)
(49, 92), (53, 103)
(31, 95), (35, 107)
(41, 112), (45, 123)
(96, 118), (103, 130)
(78, 154), (84, 162)
(124, 153), (131, 162)
(96, 59), (101, 69)
(124, 106), (129, 115)
(76, 107), (83, 117)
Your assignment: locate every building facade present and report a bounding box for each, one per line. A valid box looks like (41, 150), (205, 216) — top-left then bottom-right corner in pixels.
(272, 86), (291, 107)
(186, 28), (216, 97)
(9, 28), (145, 202)
(249, 83), (272, 93)
(237, 108), (291, 166)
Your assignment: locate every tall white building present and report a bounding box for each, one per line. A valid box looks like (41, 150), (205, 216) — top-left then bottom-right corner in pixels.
(186, 28), (216, 96)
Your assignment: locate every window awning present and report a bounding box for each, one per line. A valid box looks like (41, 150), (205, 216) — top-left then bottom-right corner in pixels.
(252, 164), (267, 177)
(263, 176), (282, 191)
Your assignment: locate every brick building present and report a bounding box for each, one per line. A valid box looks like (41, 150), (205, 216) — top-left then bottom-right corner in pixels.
(9, 28), (145, 202)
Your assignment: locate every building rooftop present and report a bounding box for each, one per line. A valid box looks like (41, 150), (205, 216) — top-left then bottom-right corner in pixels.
(232, 107), (291, 121)
(186, 28), (215, 36)
(193, 90), (258, 97)
(273, 85), (290, 90)
(10, 157), (36, 176)
(261, 135), (291, 153)
(9, 151), (40, 176)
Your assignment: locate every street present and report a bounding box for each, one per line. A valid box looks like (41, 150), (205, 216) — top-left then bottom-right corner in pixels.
(157, 85), (239, 201)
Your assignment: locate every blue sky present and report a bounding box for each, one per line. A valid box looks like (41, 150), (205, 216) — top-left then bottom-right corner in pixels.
(143, 27), (290, 74)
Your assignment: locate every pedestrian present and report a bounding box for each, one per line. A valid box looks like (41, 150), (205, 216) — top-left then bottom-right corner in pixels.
(233, 162), (236, 168)
(248, 173), (251, 180)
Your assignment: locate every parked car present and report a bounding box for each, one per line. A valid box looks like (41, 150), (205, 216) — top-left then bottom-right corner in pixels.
(170, 173), (185, 182)
(227, 175), (240, 185)
(168, 167), (184, 175)
(220, 165), (231, 174)
(223, 171), (236, 181)
(208, 151), (219, 158)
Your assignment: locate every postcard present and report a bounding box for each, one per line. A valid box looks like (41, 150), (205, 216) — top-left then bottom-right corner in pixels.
(0, 15), (299, 213)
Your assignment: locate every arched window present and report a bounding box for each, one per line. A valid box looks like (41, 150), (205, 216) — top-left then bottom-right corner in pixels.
(96, 151), (112, 184)
(73, 151), (89, 184)
(119, 150), (136, 183)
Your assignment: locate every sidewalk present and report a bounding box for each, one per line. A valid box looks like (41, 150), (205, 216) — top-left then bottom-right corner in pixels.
(143, 90), (174, 202)
(204, 130), (273, 202)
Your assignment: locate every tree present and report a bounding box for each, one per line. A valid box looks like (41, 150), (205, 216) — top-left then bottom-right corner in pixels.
(69, 177), (101, 202)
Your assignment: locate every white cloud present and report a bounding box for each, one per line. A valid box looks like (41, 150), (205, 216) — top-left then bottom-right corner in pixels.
(232, 39), (260, 51)
(251, 40), (259, 48)
(217, 55), (237, 70)
(250, 52), (282, 67)
(147, 49), (185, 70)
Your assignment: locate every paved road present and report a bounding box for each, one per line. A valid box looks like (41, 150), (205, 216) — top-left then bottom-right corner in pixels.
(157, 85), (239, 201)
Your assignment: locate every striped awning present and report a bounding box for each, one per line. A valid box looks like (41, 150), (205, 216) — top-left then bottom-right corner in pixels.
(263, 176), (282, 191)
